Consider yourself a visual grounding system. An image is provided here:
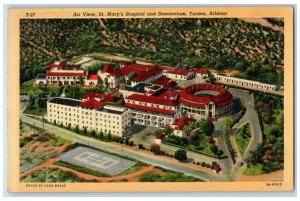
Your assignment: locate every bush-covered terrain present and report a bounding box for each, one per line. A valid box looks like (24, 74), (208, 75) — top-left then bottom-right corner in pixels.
(20, 18), (283, 85)
(162, 119), (223, 158)
(139, 171), (202, 182)
(20, 122), (70, 173)
(21, 167), (87, 182)
(244, 93), (284, 175)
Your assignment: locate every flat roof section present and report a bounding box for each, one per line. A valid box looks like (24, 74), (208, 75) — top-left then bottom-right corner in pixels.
(48, 97), (81, 107)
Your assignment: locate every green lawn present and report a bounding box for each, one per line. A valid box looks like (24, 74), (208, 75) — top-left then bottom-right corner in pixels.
(53, 160), (110, 177)
(234, 123), (252, 156)
(200, 142), (217, 156)
(20, 79), (61, 95)
(139, 172), (202, 182)
(23, 106), (47, 116)
(243, 164), (264, 176)
(117, 162), (144, 176)
(68, 57), (83, 64)
(163, 135), (219, 158)
(20, 79), (37, 95)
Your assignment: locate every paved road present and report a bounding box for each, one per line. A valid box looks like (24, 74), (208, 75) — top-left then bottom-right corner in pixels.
(21, 114), (213, 181)
(227, 88), (263, 177)
(228, 89), (263, 159)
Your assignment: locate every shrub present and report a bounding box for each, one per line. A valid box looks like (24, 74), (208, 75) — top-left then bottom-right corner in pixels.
(119, 138), (124, 144)
(189, 132), (199, 141)
(138, 144), (144, 149)
(150, 144), (160, 155)
(129, 141), (134, 146)
(174, 149), (187, 162)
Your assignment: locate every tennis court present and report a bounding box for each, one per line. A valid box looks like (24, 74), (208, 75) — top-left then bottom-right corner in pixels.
(59, 146), (136, 176)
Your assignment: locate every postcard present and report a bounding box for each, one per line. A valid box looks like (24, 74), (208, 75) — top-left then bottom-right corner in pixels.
(6, 6), (294, 192)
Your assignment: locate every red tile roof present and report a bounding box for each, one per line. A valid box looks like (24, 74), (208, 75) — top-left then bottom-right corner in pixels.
(190, 68), (211, 75)
(153, 76), (178, 88)
(46, 71), (87, 77)
(49, 61), (80, 69)
(155, 133), (166, 140)
(124, 103), (175, 115)
(120, 63), (162, 82)
(166, 69), (189, 76)
(126, 93), (179, 107)
(87, 74), (98, 80)
(155, 89), (178, 99)
(180, 84), (233, 107)
(79, 99), (107, 109)
(101, 64), (122, 78)
(158, 65), (173, 71)
(172, 117), (195, 130)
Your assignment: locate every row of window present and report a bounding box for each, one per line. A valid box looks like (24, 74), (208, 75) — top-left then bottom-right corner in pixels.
(52, 121), (122, 136)
(126, 100), (173, 110)
(217, 77), (276, 89)
(48, 76), (86, 80)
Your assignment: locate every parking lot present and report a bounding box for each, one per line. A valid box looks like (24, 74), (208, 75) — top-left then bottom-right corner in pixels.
(59, 146), (136, 176)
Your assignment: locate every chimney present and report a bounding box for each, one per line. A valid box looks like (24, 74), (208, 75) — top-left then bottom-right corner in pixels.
(181, 57), (184, 70)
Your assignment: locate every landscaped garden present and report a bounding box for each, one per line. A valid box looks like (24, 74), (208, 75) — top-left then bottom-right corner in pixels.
(234, 123), (252, 156)
(20, 122), (70, 173)
(243, 92), (284, 175)
(21, 167), (87, 183)
(161, 119), (223, 158)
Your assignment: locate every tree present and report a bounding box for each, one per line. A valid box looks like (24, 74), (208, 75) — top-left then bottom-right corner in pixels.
(104, 78), (109, 88)
(97, 77), (103, 85)
(150, 144), (160, 155)
(73, 86), (80, 99)
(99, 131), (104, 139)
(57, 86), (64, 96)
(174, 149), (187, 161)
(119, 76), (126, 84)
(108, 132), (112, 141)
(189, 132), (199, 141)
(127, 72), (137, 80)
(165, 127), (174, 135)
(222, 117), (234, 135)
(210, 144), (218, 154)
(91, 130), (96, 137)
(207, 74), (216, 84)
(182, 124), (193, 135)
(28, 92), (35, 109)
(75, 125), (79, 133)
(36, 94), (43, 110)
(114, 63), (121, 71)
(24, 68), (32, 81)
(79, 77), (84, 85)
(49, 91), (55, 98)
(83, 127), (87, 135)
(180, 137), (189, 145)
(217, 150), (224, 158)
(197, 119), (214, 136)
